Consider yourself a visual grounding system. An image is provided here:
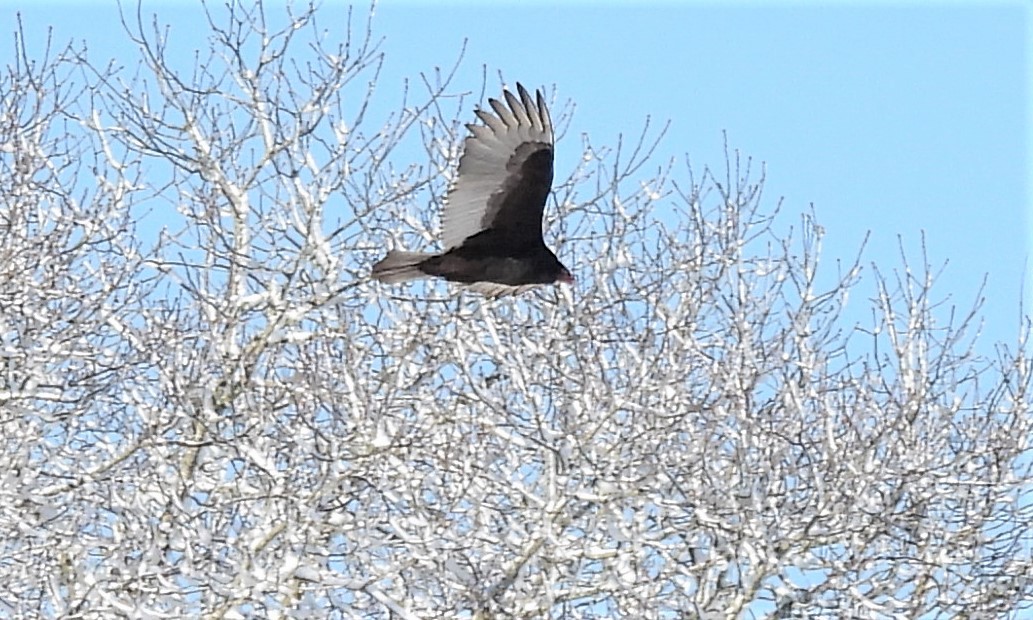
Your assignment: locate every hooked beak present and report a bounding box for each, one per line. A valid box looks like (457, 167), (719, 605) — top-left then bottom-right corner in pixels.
(557, 269), (575, 286)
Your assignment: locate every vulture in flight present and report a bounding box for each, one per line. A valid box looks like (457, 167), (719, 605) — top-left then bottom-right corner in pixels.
(371, 83), (573, 297)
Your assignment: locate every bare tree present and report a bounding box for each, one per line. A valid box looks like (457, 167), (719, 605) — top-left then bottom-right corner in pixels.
(1, 3), (1029, 618)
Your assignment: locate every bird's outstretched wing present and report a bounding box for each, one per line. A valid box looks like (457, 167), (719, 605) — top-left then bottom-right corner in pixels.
(441, 83), (555, 250)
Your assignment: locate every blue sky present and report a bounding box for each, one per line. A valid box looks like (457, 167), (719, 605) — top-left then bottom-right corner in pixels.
(6, 1), (1030, 352)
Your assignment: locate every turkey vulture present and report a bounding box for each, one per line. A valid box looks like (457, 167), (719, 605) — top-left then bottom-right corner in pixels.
(371, 83), (573, 297)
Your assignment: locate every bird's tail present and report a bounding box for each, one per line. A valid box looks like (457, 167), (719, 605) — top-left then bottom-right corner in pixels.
(371, 250), (433, 284)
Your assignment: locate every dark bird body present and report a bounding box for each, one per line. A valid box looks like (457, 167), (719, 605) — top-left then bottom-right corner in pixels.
(372, 83), (573, 297)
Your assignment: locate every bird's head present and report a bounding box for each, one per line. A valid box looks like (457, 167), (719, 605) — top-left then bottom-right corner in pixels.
(556, 264), (575, 286)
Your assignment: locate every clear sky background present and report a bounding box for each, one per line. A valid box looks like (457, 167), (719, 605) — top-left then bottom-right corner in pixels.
(5, 1), (1030, 355)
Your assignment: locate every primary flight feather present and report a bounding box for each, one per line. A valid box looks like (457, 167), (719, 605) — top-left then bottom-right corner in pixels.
(372, 83), (573, 297)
